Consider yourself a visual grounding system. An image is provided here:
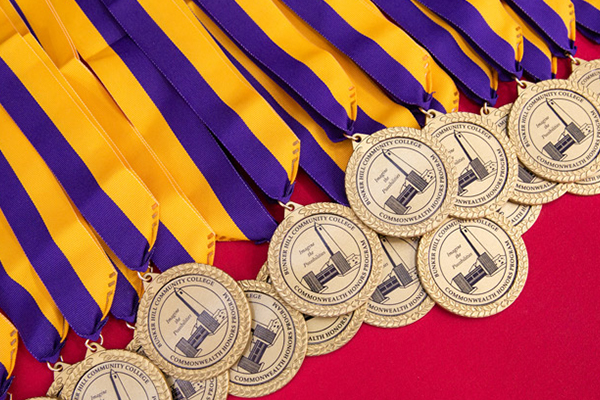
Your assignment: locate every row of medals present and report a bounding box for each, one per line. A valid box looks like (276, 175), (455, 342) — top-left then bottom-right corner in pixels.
(31, 59), (600, 400)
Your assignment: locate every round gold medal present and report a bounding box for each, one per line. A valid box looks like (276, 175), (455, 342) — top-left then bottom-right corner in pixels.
(487, 104), (569, 204)
(365, 236), (434, 328)
(255, 263), (365, 356)
(345, 127), (457, 237)
(229, 281), (307, 398)
(135, 263), (252, 381)
(422, 111), (518, 219)
(62, 345), (171, 400)
(127, 336), (229, 400)
(267, 203), (383, 318)
(417, 215), (528, 318)
(508, 79), (600, 183)
(496, 202), (541, 236)
(568, 59), (600, 195)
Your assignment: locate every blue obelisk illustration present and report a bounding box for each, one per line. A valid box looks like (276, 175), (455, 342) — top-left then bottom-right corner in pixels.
(302, 223), (357, 293)
(110, 369), (132, 400)
(175, 288), (226, 357)
(172, 379), (205, 400)
(543, 98), (590, 160)
(371, 237), (417, 304)
(382, 149), (432, 214)
(237, 318), (282, 374)
(452, 225), (503, 294)
(454, 132), (494, 195)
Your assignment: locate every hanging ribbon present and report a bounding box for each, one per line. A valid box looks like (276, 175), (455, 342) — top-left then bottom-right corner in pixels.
(371, 0), (498, 106)
(93, 0), (300, 202)
(0, 104), (117, 339)
(0, 208), (67, 362)
(50, 0), (279, 242)
(0, 315), (17, 400)
(189, 0), (357, 142)
(0, 8), (159, 272)
(11, 0), (216, 270)
(503, 0), (576, 56)
(274, 0), (448, 118)
(502, 1), (558, 81)
(414, 0), (524, 81)
(572, 0), (600, 43)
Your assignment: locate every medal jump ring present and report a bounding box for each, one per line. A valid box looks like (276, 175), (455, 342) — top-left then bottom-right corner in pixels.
(343, 133), (362, 142)
(481, 102), (491, 115)
(125, 322), (136, 330)
(566, 53), (581, 66)
(46, 356), (65, 372)
(137, 270), (153, 283)
(515, 78), (528, 89)
(419, 107), (437, 119)
(84, 334), (104, 352)
(278, 201), (296, 212)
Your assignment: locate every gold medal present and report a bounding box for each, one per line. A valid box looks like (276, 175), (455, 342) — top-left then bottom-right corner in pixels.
(127, 336), (229, 400)
(568, 58), (600, 195)
(417, 215), (528, 318)
(229, 280), (307, 398)
(487, 104), (568, 204)
(422, 111), (518, 219)
(345, 127), (457, 237)
(509, 79), (600, 183)
(365, 236), (434, 328)
(255, 263), (365, 356)
(135, 263), (252, 381)
(267, 202), (382, 318)
(61, 343), (171, 400)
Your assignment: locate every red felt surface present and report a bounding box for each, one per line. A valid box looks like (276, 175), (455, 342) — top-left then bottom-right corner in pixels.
(9, 35), (600, 400)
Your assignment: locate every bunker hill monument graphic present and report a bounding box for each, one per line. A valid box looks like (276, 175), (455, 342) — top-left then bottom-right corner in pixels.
(452, 225), (506, 294)
(174, 288), (227, 358)
(302, 223), (360, 293)
(542, 98), (593, 161)
(453, 132), (496, 195)
(371, 237), (418, 304)
(381, 149), (434, 214)
(237, 318), (283, 374)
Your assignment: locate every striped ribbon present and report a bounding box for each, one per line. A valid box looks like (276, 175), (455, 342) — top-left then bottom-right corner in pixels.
(0, 106), (117, 339)
(0, 315), (17, 400)
(502, 1), (558, 81)
(572, 0), (600, 43)
(95, 0), (300, 202)
(50, 0), (279, 242)
(503, 0), (576, 56)
(371, 0), (498, 106)
(274, 0), (449, 118)
(12, 0), (216, 270)
(190, 0), (357, 142)
(414, 0), (524, 81)
(0, 206), (67, 362)
(0, 8), (159, 273)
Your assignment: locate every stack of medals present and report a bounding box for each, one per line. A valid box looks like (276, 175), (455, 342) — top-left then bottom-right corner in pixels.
(11, 1), (600, 399)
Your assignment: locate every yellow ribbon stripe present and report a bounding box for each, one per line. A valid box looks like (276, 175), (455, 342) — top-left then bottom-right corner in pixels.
(14, 0), (215, 265)
(410, 0), (499, 92)
(137, 0), (300, 184)
(0, 315), (17, 377)
(543, 0), (577, 42)
(49, 0), (256, 241)
(0, 105), (117, 318)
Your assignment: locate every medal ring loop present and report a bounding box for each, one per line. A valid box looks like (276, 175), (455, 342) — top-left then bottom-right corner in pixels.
(481, 102), (491, 115)
(343, 133), (362, 142)
(566, 53), (580, 65)
(278, 201), (296, 212)
(515, 78), (528, 89)
(84, 334), (104, 352)
(125, 322), (136, 330)
(46, 356), (65, 372)
(137, 271), (153, 283)
(419, 107), (437, 119)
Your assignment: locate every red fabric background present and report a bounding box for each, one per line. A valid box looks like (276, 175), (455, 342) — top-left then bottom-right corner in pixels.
(8, 35), (600, 400)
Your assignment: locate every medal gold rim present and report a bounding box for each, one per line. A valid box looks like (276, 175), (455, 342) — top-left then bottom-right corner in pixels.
(345, 126), (458, 237)
(135, 263), (252, 381)
(47, 362), (75, 397)
(423, 112), (518, 219)
(568, 60), (600, 196)
(267, 203), (383, 318)
(508, 79), (600, 183)
(417, 214), (528, 318)
(228, 280), (308, 398)
(364, 291), (434, 329)
(254, 264), (366, 357)
(126, 338), (230, 400)
(496, 203), (542, 237)
(61, 348), (171, 399)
